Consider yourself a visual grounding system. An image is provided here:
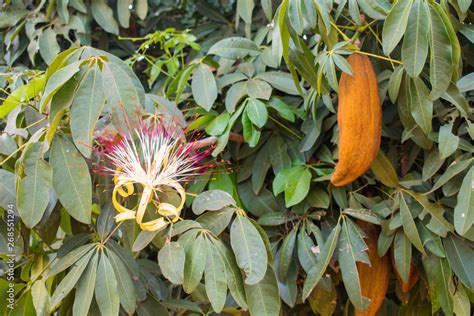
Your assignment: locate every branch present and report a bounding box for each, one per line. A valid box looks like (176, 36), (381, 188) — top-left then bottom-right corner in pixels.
(190, 132), (244, 149)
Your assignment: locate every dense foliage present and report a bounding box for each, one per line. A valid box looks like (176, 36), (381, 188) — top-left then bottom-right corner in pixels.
(0, 0), (473, 315)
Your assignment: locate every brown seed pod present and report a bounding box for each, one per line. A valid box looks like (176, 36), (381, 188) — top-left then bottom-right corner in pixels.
(331, 54), (382, 187)
(355, 221), (390, 316)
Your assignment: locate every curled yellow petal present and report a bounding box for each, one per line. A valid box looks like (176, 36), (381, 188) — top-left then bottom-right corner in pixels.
(115, 210), (136, 222)
(157, 202), (180, 218)
(117, 182), (134, 197)
(136, 184), (154, 224)
(112, 184), (135, 214)
(140, 217), (168, 232)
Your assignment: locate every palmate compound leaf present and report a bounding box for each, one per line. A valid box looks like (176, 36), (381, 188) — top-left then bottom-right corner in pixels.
(50, 248), (95, 310)
(230, 214), (268, 285)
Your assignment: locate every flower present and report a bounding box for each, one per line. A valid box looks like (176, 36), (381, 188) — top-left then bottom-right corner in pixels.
(96, 117), (210, 231)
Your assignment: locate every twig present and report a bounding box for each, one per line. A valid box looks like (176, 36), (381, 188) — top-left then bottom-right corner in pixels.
(190, 132), (244, 149)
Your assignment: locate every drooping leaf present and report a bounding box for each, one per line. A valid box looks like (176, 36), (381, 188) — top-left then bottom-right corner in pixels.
(17, 142), (52, 228)
(230, 215), (268, 285)
(204, 238), (227, 313)
(50, 135), (92, 224)
(382, 0), (413, 55)
(401, 0), (429, 77)
(244, 265), (281, 316)
(95, 252), (120, 316)
(454, 167), (474, 236)
(208, 37), (260, 59)
(158, 242), (185, 284)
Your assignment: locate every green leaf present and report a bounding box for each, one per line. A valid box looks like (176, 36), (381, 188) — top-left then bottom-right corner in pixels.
(255, 71), (300, 95)
(237, 0), (254, 23)
(102, 59), (145, 117)
(50, 249), (95, 309)
(302, 223), (341, 300)
(0, 170), (15, 209)
(50, 135), (92, 224)
(244, 265), (281, 316)
(73, 251), (98, 316)
(91, 0), (119, 35)
(427, 158), (472, 194)
(192, 190), (236, 215)
(70, 63), (105, 157)
(117, 0), (132, 27)
(337, 219), (369, 310)
(95, 252), (120, 316)
(401, 0), (429, 77)
(183, 234), (206, 293)
(39, 28), (60, 65)
(205, 112), (230, 136)
(246, 98), (268, 128)
(197, 208), (234, 236)
(277, 228), (297, 280)
(408, 76), (432, 135)
(47, 244), (95, 277)
(191, 64), (217, 111)
(388, 65), (404, 103)
(454, 166), (474, 236)
(297, 229), (318, 273)
(107, 249), (136, 314)
(400, 192), (425, 254)
(427, 2), (453, 100)
(225, 81), (247, 113)
(230, 215), (268, 285)
(438, 124), (459, 160)
(135, 0), (148, 19)
(423, 255), (453, 315)
(443, 234), (474, 290)
(273, 165), (312, 207)
(40, 60), (82, 111)
(382, 0), (413, 55)
(246, 79), (272, 100)
(393, 230), (412, 282)
(214, 240), (248, 309)
(452, 283), (470, 316)
(17, 142), (52, 228)
(208, 37), (260, 59)
(370, 150), (399, 187)
(158, 242), (185, 284)
(0, 75), (46, 118)
(204, 238), (227, 313)
(343, 208), (382, 225)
